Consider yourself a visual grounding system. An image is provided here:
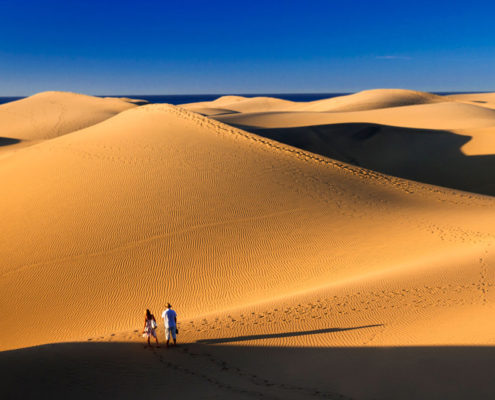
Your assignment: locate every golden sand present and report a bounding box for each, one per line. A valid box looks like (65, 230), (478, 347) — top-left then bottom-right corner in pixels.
(1, 90), (494, 399)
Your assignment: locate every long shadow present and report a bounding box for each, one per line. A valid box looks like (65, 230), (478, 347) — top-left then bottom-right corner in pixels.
(196, 324), (382, 344)
(226, 122), (495, 196)
(0, 137), (20, 146)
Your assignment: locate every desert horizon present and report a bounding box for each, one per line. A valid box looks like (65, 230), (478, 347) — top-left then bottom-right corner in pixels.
(1, 88), (495, 399)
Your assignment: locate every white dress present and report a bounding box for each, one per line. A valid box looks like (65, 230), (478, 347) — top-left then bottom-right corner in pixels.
(145, 318), (156, 337)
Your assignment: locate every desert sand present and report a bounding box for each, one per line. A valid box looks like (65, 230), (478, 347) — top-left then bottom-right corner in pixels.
(201, 90), (495, 196)
(0, 91), (145, 158)
(1, 90), (495, 399)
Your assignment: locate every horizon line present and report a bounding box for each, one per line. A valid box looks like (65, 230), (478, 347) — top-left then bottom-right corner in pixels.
(1, 90), (494, 98)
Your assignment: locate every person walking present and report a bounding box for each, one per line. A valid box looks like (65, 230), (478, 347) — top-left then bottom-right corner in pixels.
(161, 303), (178, 347)
(143, 309), (160, 348)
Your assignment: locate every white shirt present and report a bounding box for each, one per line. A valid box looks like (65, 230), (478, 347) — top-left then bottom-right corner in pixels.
(161, 308), (177, 328)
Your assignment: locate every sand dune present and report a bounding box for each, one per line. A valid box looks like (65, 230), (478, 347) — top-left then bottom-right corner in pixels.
(209, 93), (495, 196)
(181, 106), (240, 116)
(459, 125), (495, 155)
(215, 101), (495, 130)
(1, 91), (495, 399)
(447, 92), (495, 110)
(3, 342), (495, 400)
(298, 89), (445, 112)
(234, 122), (495, 196)
(2, 101), (494, 350)
(183, 89), (446, 115)
(0, 91), (142, 143)
(183, 95), (297, 113)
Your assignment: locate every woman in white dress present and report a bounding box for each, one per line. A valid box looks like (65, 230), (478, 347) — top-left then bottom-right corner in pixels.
(143, 309), (160, 348)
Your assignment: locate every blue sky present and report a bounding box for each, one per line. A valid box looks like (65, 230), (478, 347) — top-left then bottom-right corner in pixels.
(0, 0), (494, 95)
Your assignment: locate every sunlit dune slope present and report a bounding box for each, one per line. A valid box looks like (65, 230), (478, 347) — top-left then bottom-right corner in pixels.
(181, 107), (240, 116)
(299, 89), (444, 112)
(183, 95), (296, 113)
(215, 101), (495, 130)
(447, 92), (495, 110)
(183, 89), (446, 115)
(0, 91), (142, 142)
(1, 103), (494, 352)
(459, 125), (495, 156)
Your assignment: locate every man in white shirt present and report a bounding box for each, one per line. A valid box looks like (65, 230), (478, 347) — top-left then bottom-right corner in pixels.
(161, 303), (178, 347)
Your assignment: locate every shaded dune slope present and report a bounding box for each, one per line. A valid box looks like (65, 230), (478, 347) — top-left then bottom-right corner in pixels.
(1, 104), (494, 353)
(211, 94), (495, 196)
(240, 122), (495, 196)
(3, 342), (495, 400)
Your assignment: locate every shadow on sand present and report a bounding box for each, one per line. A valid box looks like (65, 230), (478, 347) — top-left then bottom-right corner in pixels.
(0, 137), (20, 147)
(196, 324), (382, 344)
(2, 340), (495, 399)
(230, 122), (495, 196)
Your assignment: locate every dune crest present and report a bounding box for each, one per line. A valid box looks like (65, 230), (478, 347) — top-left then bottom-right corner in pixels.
(447, 92), (495, 110)
(0, 91), (142, 143)
(183, 95), (297, 113)
(183, 89), (447, 115)
(209, 91), (495, 196)
(299, 88), (445, 112)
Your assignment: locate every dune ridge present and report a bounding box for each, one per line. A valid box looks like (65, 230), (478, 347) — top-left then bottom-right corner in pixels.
(0, 91), (143, 144)
(204, 91), (495, 196)
(183, 89), (446, 115)
(215, 101), (495, 130)
(447, 92), (495, 110)
(298, 89), (445, 112)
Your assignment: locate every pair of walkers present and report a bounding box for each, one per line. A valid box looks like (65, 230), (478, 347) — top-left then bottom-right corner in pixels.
(143, 303), (178, 348)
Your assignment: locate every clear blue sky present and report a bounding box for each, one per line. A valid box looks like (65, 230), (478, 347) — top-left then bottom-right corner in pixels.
(1, 0), (494, 95)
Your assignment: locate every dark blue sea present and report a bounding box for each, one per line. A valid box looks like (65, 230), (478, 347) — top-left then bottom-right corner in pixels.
(0, 92), (482, 106)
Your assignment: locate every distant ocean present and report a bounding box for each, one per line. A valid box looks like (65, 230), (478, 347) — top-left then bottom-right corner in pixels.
(0, 93), (349, 106)
(0, 92), (481, 106)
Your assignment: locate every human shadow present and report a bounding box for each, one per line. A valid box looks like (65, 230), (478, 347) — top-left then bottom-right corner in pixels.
(229, 122), (495, 196)
(196, 324), (382, 344)
(0, 137), (20, 147)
